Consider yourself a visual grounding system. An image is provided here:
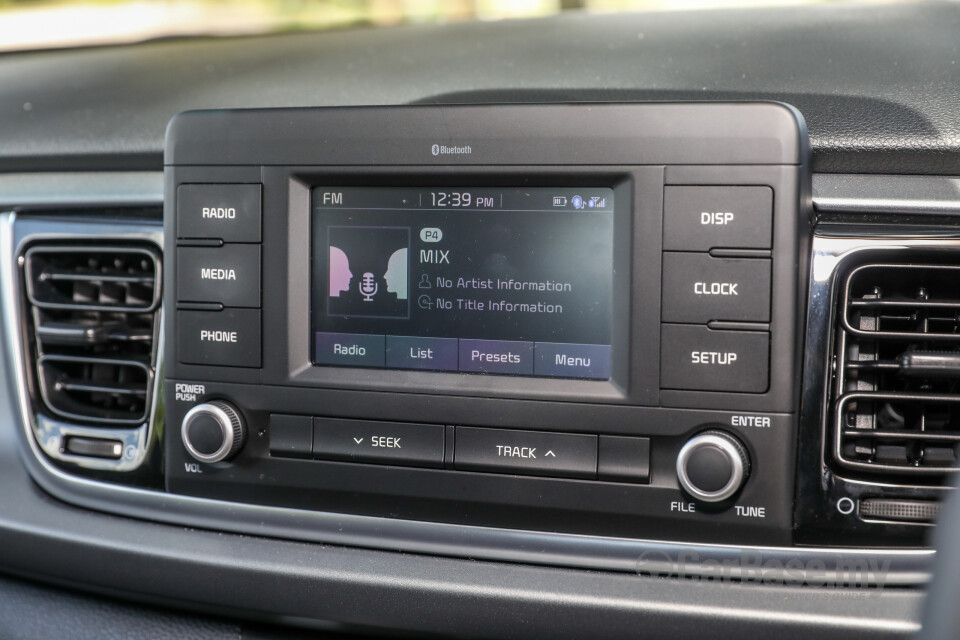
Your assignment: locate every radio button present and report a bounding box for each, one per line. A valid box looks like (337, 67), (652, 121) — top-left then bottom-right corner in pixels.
(313, 417), (445, 468)
(661, 252), (771, 324)
(315, 332), (386, 368)
(663, 186), (772, 251)
(178, 309), (261, 368)
(660, 324), (769, 393)
(454, 427), (597, 479)
(178, 245), (261, 308)
(458, 339), (534, 375)
(177, 184), (261, 242)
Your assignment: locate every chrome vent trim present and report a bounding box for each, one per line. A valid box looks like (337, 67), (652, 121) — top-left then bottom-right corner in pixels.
(5, 213), (164, 472)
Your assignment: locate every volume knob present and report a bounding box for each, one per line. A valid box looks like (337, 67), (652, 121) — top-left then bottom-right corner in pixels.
(676, 430), (750, 503)
(181, 400), (245, 463)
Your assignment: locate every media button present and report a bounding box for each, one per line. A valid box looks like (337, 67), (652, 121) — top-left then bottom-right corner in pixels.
(178, 244), (261, 308)
(385, 336), (459, 371)
(454, 427), (597, 479)
(534, 343), (611, 379)
(313, 417), (445, 468)
(314, 332), (385, 368)
(458, 339), (533, 375)
(177, 184), (262, 242)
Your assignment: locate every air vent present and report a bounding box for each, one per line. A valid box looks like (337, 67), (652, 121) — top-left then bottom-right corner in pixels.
(23, 246), (161, 426)
(832, 263), (960, 480)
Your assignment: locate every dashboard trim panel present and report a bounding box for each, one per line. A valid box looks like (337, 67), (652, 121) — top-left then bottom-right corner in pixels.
(0, 171), (943, 586)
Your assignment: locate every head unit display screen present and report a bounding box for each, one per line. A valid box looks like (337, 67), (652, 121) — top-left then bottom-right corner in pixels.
(310, 187), (614, 379)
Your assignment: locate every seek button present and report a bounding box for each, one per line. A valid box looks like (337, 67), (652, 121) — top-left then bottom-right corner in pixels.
(313, 417), (444, 468)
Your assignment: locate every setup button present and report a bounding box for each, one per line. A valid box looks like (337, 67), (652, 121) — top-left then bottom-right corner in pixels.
(660, 324), (769, 393)
(314, 332), (385, 368)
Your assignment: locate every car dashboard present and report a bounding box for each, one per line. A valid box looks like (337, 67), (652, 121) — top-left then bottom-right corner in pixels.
(2, 3), (960, 639)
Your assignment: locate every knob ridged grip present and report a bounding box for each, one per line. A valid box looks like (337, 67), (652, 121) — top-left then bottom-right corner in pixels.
(676, 430), (750, 503)
(181, 400), (245, 463)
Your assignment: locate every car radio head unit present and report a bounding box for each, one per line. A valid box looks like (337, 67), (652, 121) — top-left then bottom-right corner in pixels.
(311, 186), (615, 379)
(161, 102), (810, 546)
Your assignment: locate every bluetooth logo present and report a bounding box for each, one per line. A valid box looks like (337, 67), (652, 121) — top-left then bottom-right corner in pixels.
(431, 144), (440, 156)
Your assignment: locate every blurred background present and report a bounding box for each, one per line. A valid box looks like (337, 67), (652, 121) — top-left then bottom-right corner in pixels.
(0, 0), (942, 53)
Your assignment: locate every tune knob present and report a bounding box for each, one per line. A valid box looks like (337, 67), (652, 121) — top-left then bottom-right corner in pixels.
(676, 430), (750, 503)
(181, 400), (246, 463)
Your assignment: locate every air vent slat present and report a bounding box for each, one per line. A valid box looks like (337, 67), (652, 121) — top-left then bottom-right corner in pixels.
(56, 379), (148, 397)
(36, 321), (153, 346)
(832, 262), (960, 482)
(41, 269), (155, 285)
(850, 298), (960, 309)
(23, 245), (160, 426)
(842, 430), (960, 443)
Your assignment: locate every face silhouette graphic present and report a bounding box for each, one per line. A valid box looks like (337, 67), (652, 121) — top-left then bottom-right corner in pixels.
(325, 226), (410, 318)
(384, 248), (408, 300)
(329, 246), (353, 297)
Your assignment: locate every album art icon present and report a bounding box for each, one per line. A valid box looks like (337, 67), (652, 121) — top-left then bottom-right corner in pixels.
(327, 226), (410, 318)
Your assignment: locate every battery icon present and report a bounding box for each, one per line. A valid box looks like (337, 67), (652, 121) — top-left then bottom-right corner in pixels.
(553, 196), (567, 207)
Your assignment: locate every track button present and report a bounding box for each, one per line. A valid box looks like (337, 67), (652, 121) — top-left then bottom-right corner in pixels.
(454, 427), (597, 479)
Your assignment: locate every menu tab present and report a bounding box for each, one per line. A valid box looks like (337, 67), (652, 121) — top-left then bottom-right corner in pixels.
(534, 343), (611, 379)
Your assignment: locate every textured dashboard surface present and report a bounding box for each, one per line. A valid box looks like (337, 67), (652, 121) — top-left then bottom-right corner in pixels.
(0, 2), (958, 174)
(0, 575), (239, 640)
(0, 574), (366, 640)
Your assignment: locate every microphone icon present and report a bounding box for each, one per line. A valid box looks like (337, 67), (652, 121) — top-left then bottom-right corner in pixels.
(360, 272), (378, 302)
